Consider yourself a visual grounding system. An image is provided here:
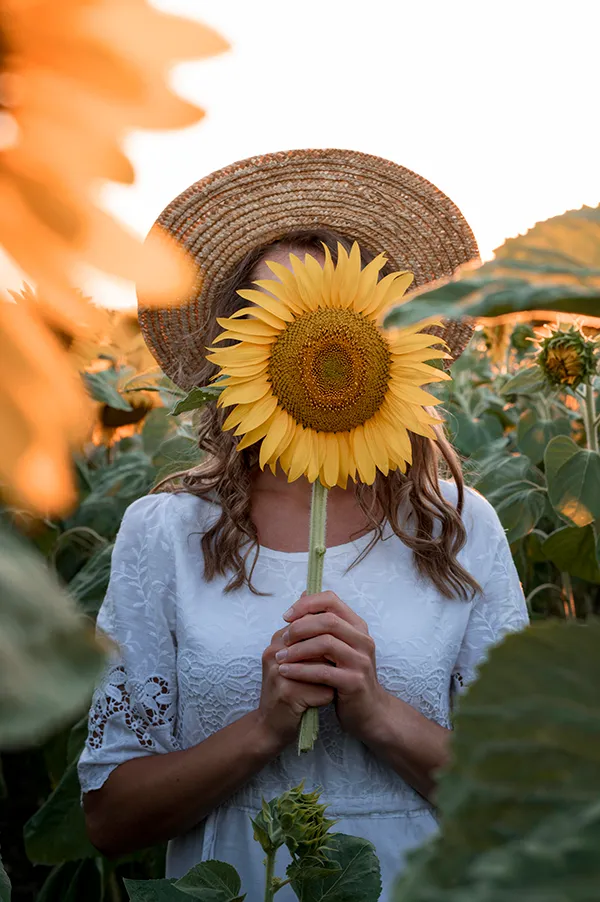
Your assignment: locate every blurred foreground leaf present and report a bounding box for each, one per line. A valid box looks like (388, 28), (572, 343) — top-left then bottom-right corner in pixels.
(385, 204), (600, 328)
(392, 619), (600, 901)
(0, 857), (10, 902)
(0, 525), (105, 749)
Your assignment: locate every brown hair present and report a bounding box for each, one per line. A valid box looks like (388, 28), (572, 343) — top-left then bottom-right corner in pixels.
(155, 230), (481, 601)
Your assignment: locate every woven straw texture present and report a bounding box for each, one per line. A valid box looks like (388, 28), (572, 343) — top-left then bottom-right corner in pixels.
(137, 148), (479, 389)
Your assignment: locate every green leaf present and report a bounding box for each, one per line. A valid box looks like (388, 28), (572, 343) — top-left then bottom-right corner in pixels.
(64, 495), (123, 541)
(0, 856), (10, 902)
(459, 800), (600, 902)
(499, 365), (547, 396)
(392, 618), (600, 901)
(82, 370), (132, 411)
(24, 753), (97, 863)
(142, 408), (175, 455)
(67, 543), (114, 615)
(490, 484), (546, 543)
(542, 526), (600, 583)
(475, 455), (546, 543)
(90, 450), (155, 500)
(516, 410), (571, 465)
(174, 860), (245, 901)
(544, 436), (600, 526)
(290, 833), (382, 901)
(444, 408), (503, 458)
(122, 877), (182, 902)
(171, 386), (224, 416)
(384, 204), (600, 327)
(36, 859), (102, 902)
(151, 435), (202, 483)
(0, 525), (104, 749)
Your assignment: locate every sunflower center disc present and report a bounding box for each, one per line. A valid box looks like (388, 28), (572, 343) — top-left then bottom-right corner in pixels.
(268, 308), (391, 432)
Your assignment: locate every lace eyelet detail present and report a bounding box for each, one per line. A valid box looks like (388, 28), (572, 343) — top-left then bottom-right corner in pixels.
(89, 666), (176, 751)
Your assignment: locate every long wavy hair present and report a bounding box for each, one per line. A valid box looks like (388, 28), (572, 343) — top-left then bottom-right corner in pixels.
(155, 229), (481, 602)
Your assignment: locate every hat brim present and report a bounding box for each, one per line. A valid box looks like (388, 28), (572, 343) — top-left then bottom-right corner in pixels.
(138, 148), (479, 389)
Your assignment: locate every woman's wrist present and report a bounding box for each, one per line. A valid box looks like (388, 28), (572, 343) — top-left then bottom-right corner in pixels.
(251, 708), (291, 759)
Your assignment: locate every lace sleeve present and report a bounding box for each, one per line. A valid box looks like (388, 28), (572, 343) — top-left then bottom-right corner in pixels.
(77, 494), (180, 794)
(451, 529), (529, 702)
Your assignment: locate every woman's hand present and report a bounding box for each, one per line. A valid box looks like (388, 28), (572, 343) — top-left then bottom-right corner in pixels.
(258, 625), (335, 750)
(277, 591), (389, 743)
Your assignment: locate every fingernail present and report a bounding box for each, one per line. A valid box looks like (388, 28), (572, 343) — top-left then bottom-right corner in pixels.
(283, 606), (294, 620)
(278, 664), (290, 674)
(275, 648), (288, 662)
(282, 630), (290, 644)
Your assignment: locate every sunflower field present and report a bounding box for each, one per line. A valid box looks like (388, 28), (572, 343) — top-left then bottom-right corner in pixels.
(1, 0), (600, 895)
(1, 202), (600, 901)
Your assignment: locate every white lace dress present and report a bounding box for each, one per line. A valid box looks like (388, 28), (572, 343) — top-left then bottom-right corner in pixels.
(78, 484), (528, 900)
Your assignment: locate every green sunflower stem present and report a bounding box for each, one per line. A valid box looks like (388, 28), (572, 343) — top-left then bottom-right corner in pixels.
(580, 380), (599, 454)
(298, 479), (329, 755)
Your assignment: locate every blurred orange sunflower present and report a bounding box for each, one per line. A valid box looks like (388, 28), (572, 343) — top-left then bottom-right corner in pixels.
(0, 0), (228, 514)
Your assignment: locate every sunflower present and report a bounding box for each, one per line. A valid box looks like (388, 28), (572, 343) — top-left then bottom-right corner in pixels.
(534, 322), (599, 389)
(0, 0), (228, 325)
(0, 0), (227, 514)
(208, 243), (451, 489)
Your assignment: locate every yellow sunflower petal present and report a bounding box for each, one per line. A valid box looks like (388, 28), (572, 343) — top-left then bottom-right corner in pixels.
(336, 431), (355, 487)
(383, 396), (438, 440)
(289, 254), (319, 311)
(218, 369), (268, 387)
(329, 242), (349, 308)
(390, 362), (452, 383)
(235, 416), (274, 451)
(219, 379), (271, 407)
(376, 411), (413, 466)
(287, 426), (313, 482)
(364, 418), (389, 476)
(230, 306), (287, 329)
(212, 331), (276, 346)
(388, 382), (441, 407)
(322, 432), (340, 489)
(234, 393), (279, 435)
(223, 402), (253, 431)
(364, 271), (414, 318)
(216, 316), (279, 338)
(303, 253), (326, 304)
(207, 344), (271, 366)
(387, 332), (449, 355)
(352, 424), (377, 485)
(320, 245), (335, 307)
(259, 408), (290, 469)
(338, 242), (362, 309)
(236, 288), (295, 321)
(211, 360), (269, 379)
(353, 253), (389, 312)
(248, 281), (299, 317)
(279, 429), (298, 475)
(306, 430), (320, 483)
(264, 261), (309, 313)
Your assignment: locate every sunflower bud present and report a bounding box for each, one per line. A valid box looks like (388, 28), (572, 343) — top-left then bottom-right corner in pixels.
(535, 323), (599, 389)
(275, 781), (339, 864)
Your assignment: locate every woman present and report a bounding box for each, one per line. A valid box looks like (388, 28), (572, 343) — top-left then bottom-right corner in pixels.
(78, 149), (528, 900)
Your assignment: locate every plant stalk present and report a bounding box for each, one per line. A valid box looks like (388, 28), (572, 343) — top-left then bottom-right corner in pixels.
(264, 849), (276, 902)
(298, 479), (329, 754)
(579, 380), (599, 453)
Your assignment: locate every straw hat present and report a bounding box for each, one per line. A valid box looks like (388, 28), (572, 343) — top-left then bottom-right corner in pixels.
(137, 148), (479, 389)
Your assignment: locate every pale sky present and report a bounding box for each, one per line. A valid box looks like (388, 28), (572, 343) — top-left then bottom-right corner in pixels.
(3, 0), (599, 307)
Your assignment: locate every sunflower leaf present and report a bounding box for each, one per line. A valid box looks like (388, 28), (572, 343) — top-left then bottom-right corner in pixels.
(171, 385), (224, 416)
(81, 370), (132, 411)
